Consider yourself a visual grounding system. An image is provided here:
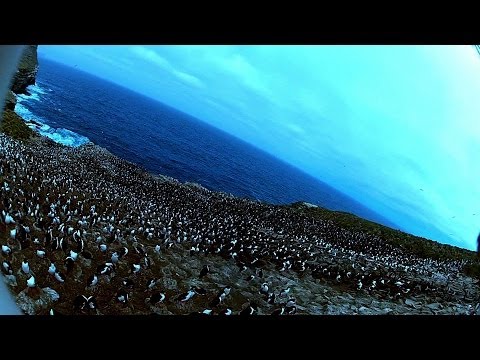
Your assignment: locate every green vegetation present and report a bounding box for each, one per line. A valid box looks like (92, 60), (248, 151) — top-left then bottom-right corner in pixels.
(1, 110), (35, 140)
(288, 202), (479, 273)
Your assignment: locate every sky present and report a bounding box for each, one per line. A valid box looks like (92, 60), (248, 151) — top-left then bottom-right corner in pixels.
(38, 45), (480, 251)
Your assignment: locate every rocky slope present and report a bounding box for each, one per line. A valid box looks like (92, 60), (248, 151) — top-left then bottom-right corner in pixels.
(4, 45), (38, 111)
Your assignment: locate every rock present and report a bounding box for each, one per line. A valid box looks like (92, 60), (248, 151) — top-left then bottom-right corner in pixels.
(11, 46), (38, 95)
(405, 298), (419, 308)
(426, 303), (443, 310)
(4, 274), (17, 287)
(16, 287), (60, 315)
(4, 91), (16, 110)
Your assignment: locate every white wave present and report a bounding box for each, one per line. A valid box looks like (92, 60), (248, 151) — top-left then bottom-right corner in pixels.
(14, 102), (37, 121)
(37, 126), (90, 147)
(14, 102), (89, 148)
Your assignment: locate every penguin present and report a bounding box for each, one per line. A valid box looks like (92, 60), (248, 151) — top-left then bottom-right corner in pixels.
(36, 249), (46, 258)
(99, 244), (107, 252)
(154, 244), (161, 254)
(27, 275), (36, 288)
(260, 282), (269, 295)
(2, 245), (11, 255)
(118, 247), (128, 258)
(74, 295), (87, 310)
(97, 263), (114, 276)
(280, 287), (290, 297)
(69, 250), (78, 261)
(146, 278), (156, 291)
(285, 305), (297, 315)
(1, 260), (13, 275)
(178, 288), (196, 302)
(111, 252), (120, 264)
(201, 309), (213, 315)
(131, 263), (141, 274)
(219, 308), (232, 315)
(245, 274), (255, 281)
(122, 278), (135, 289)
(286, 298), (296, 308)
(240, 302), (258, 315)
(48, 263), (57, 275)
(116, 289), (129, 304)
(267, 292), (276, 305)
(54, 272), (66, 283)
(149, 292), (166, 305)
(87, 274), (98, 287)
(86, 296), (97, 310)
(271, 307), (285, 315)
(199, 265), (210, 278)
(21, 260), (30, 274)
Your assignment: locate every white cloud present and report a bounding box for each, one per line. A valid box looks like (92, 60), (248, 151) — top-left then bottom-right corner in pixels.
(130, 46), (204, 88)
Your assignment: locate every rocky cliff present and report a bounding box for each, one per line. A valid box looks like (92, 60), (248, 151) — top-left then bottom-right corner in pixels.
(5, 45), (38, 110)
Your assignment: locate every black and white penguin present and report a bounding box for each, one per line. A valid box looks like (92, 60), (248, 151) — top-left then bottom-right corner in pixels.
(26, 275), (36, 288)
(201, 309), (213, 315)
(69, 250), (78, 261)
(99, 244), (107, 252)
(131, 263), (141, 274)
(245, 274), (255, 281)
(54, 272), (66, 283)
(87, 274), (98, 287)
(1, 244), (11, 255)
(178, 287), (196, 302)
(260, 282), (269, 295)
(21, 259), (30, 274)
(122, 278), (135, 289)
(74, 295), (87, 310)
(36, 249), (46, 258)
(146, 278), (157, 291)
(286, 298), (296, 308)
(86, 296), (97, 310)
(285, 305), (297, 315)
(1, 260), (13, 275)
(271, 307), (285, 315)
(239, 302), (258, 316)
(48, 263), (56, 275)
(149, 292), (166, 305)
(280, 287), (290, 297)
(218, 308), (232, 315)
(116, 289), (129, 304)
(199, 265), (210, 278)
(118, 247), (129, 258)
(267, 292), (276, 305)
(97, 263), (115, 276)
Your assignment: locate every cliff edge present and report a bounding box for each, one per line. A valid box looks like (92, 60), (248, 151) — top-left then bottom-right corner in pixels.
(5, 45), (38, 110)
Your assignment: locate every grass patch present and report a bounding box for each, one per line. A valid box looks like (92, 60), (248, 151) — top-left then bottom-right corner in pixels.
(1, 109), (35, 141)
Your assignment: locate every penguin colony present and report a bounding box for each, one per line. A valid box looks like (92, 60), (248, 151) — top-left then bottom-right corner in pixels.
(0, 134), (476, 315)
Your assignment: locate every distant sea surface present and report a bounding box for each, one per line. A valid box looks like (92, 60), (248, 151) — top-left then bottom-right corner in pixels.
(15, 58), (396, 228)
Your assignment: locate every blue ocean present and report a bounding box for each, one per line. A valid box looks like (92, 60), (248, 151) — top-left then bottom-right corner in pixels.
(15, 58), (396, 228)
